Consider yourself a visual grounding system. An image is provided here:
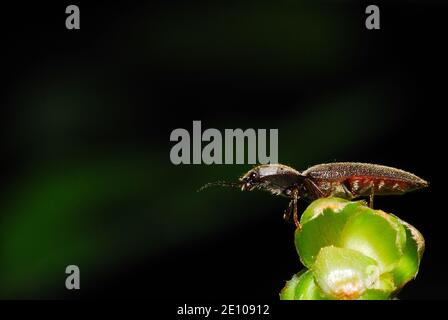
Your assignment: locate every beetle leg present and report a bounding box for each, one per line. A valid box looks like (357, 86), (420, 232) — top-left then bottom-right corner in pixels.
(283, 200), (293, 222)
(369, 186), (375, 208)
(304, 178), (325, 199)
(340, 181), (355, 200)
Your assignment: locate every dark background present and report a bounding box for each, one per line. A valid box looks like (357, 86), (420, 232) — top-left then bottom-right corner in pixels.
(1, 0), (447, 300)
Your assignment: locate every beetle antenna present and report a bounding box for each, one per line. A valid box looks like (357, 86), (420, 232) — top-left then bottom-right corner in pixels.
(197, 181), (241, 192)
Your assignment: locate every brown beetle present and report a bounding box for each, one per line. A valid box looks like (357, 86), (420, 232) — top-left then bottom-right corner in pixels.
(200, 162), (428, 228)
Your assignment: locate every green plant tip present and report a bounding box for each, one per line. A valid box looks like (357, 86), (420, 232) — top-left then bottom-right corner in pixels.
(282, 197), (424, 300)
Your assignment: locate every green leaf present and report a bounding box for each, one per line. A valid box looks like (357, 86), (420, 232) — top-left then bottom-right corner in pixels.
(300, 197), (353, 225)
(312, 246), (382, 300)
(339, 209), (406, 273)
(280, 270), (328, 300)
(297, 198), (407, 273)
(392, 220), (425, 288)
(358, 289), (391, 300)
(295, 200), (366, 268)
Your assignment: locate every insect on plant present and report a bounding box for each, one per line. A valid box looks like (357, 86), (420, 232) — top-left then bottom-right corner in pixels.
(199, 162), (428, 229)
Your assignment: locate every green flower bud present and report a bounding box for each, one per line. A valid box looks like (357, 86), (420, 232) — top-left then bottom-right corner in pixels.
(281, 197), (424, 300)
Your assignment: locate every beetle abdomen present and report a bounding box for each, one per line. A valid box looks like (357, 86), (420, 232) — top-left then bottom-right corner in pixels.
(303, 162), (428, 198)
(346, 176), (425, 196)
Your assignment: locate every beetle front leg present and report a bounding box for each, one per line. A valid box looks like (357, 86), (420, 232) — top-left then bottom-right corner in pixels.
(283, 199), (293, 222)
(291, 188), (301, 230)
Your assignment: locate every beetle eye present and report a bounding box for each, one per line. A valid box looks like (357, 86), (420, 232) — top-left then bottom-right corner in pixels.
(250, 172), (257, 179)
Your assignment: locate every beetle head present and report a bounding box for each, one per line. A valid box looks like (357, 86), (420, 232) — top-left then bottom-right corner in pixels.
(239, 168), (260, 191)
(199, 164), (305, 197)
(240, 164), (305, 196)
